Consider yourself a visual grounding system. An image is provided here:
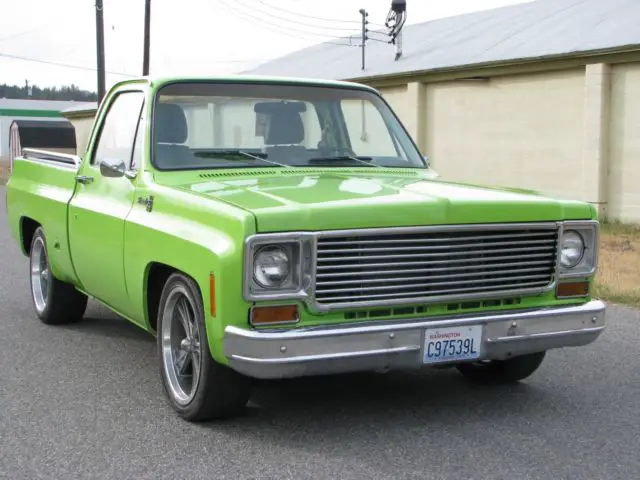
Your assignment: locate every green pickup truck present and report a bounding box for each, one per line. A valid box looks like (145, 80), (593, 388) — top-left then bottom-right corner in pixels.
(6, 75), (606, 422)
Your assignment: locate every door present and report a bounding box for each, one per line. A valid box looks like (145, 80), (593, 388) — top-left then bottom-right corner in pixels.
(68, 89), (145, 311)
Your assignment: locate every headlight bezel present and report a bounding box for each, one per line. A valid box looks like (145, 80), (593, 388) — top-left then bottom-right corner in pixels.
(557, 220), (599, 279)
(244, 233), (314, 302)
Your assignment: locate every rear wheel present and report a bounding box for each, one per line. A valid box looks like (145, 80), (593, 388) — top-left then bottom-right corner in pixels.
(29, 227), (88, 325)
(456, 351), (546, 384)
(158, 272), (251, 421)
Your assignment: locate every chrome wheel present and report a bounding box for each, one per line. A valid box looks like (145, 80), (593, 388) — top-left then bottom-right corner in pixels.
(161, 285), (202, 406)
(30, 236), (50, 314)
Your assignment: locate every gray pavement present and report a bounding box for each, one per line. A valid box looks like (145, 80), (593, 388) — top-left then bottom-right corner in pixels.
(1, 186), (639, 480)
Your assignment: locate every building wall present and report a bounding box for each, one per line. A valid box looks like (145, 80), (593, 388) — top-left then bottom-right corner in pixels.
(377, 85), (409, 120)
(609, 63), (640, 222)
(0, 98), (84, 162)
(68, 116), (96, 156)
(424, 69), (585, 201)
(368, 60), (640, 223)
(0, 117), (9, 165)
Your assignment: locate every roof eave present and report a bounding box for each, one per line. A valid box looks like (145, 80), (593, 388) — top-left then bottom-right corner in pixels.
(61, 109), (98, 119)
(343, 44), (640, 84)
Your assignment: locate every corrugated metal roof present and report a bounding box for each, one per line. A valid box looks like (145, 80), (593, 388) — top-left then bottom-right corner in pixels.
(245, 0), (640, 81)
(10, 119), (73, 130)
(61, 102), (98, 116)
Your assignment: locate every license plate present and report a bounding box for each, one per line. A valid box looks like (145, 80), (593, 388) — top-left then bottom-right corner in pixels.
(423, 325), (483, 364)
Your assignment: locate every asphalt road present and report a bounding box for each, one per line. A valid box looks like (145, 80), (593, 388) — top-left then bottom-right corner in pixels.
(1, 186), (639, 480)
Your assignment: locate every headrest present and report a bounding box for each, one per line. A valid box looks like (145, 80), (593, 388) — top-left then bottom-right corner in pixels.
(266, 110), (304, 145)
(255, 101), (307, 115)
(155, 103), (188, 144)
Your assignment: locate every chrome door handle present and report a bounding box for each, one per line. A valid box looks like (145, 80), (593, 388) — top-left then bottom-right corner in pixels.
(75, 175), (94, 185)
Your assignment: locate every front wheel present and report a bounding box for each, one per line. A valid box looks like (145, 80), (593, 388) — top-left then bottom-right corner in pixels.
(157, 272), (251, 422)
(456, 351), (546, 384)
(29, 227), (88, 325)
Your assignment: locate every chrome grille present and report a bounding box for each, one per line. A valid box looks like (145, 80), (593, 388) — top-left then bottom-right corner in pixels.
(313, 224), (559, 307)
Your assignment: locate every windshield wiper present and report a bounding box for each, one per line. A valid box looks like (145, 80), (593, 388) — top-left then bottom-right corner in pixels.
(194, 149), (291, 168)
(308, 155), (383, 168)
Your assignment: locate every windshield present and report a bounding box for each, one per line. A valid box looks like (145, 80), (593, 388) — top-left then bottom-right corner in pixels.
(152, 81), (426, 170)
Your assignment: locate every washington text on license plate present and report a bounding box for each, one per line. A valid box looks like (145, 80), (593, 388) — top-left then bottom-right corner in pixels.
(423, 325), (483, 364)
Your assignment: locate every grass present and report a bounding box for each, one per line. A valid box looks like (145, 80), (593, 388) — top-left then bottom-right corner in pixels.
(594, 221), (640, 308)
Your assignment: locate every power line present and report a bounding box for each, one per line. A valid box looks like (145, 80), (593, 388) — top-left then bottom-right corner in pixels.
(253, 0), (386, 29)
(368, 28), (392, 38)
(236, 0), (359, 32)
(254, 0), (360, 24)
(0, 52), (136, 77)
(0, 26), (49, 43)
(216, 0), (359, 46)
(220, 0), (357, 40)
(0, 1), (102, 43)
(367, 37), (391, 44)
(0, 50), (273, 71)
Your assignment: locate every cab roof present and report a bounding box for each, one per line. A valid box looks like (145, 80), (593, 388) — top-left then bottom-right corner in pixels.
(111, 74), (378, 94)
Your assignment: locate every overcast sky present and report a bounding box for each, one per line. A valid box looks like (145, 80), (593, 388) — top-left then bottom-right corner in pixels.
(0, 0), (530, 92)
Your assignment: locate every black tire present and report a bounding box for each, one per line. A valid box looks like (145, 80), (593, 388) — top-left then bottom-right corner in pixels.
(157, 272), (251, 422)
(456, 351), (546, 385)
(28, 227), (88, 325)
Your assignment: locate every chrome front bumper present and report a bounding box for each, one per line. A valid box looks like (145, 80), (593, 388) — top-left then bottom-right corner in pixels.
(223, 300), (606, 380)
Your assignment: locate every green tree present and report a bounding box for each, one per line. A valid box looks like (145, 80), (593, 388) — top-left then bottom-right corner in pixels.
(0, 82), (97, 101)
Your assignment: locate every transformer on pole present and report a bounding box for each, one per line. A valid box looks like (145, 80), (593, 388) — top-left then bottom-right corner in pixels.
(386, 0), (407, 61)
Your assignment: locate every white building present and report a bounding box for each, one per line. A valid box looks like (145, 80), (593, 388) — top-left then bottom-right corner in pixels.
(0, 98), (87, 166)
(246, 0), (640, 223)
(60, 102), (98, 155)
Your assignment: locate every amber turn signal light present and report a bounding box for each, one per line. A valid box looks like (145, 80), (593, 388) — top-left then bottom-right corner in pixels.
(209, 273), (216, 317)
(251, 305), (299, 326)
(556, 281), (589, 298)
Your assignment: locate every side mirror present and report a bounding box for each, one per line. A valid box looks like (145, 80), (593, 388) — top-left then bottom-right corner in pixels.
(99, 158), (126, 178)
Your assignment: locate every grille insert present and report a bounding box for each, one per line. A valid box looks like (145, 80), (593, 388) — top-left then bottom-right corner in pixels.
(314, 226), (558, 307)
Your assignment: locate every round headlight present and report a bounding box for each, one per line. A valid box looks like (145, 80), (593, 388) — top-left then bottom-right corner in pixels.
(254, 246), (290, 288)
(560, 230), (585, 268)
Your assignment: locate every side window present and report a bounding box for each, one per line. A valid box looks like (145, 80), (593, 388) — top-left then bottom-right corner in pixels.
(92, 91), (145, 167)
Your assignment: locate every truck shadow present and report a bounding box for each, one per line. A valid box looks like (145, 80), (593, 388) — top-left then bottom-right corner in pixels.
(203, 371), (555, 471)
(252, 370), (537, 412)
(209, 367), (548, 433)
(60, 316), (154, 342)
(57, 300), (154, 343)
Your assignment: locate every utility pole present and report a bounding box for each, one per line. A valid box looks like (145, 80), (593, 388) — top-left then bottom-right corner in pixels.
(142, 0), (151, 76)
(95, 0), (106, 102)
(359, 8), (368, 70)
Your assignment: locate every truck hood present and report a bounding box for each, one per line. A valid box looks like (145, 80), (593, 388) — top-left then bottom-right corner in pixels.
(177, 170), (594, 232)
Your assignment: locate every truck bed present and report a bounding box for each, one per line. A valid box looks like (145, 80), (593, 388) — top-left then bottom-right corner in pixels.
(6, 149), (81, 284)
